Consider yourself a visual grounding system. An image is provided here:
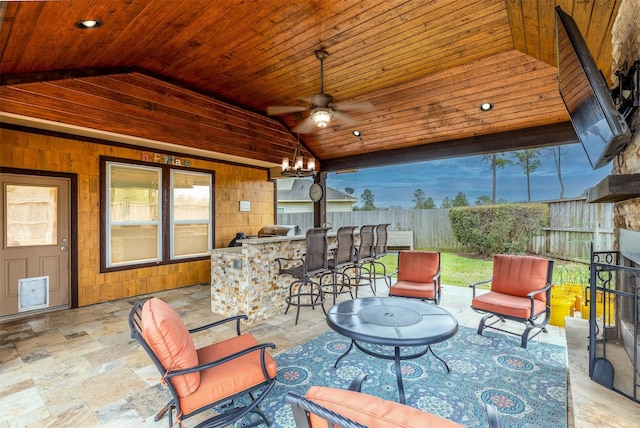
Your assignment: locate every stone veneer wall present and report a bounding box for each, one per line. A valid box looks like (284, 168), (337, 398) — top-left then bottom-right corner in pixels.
(209, 234), (360, 323)
(611, 0), (640, 236)
(211, 235), (341, 323)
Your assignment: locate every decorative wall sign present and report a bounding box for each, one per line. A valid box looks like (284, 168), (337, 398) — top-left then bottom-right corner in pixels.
(141, 151), (191, 167)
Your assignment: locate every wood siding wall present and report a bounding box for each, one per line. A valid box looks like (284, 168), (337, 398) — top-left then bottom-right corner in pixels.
(279, 198), (614, 261)
(0, 127), (276, 306)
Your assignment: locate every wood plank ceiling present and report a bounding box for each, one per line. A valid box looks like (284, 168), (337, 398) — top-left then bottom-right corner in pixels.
(0, 0), (626, 172)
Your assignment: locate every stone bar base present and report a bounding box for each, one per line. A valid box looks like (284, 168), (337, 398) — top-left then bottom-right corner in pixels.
(210, 235), (338, 324)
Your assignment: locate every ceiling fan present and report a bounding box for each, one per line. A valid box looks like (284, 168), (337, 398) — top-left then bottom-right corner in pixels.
(266, 49), (374, 133)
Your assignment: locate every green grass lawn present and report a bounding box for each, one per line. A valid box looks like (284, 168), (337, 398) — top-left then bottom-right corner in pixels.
(376, 251), (589, 288)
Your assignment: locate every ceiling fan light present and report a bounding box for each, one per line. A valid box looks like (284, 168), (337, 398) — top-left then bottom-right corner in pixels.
(311, 108), (333, 128)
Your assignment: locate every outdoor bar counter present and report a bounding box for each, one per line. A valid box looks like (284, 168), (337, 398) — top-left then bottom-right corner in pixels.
(210, 234), (339, 323)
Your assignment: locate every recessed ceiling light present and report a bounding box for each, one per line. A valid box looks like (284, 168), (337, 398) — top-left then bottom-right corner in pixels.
(353, 130), (361, 137)
(75, 20), (103, 29)
(480, 102), (493, 111)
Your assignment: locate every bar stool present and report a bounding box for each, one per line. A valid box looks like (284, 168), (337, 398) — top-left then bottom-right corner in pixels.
(370, 223), (391, 288)
(276, 227), (330, 325)
(351, 224), (377, 297)
(320, 226), (357, 305)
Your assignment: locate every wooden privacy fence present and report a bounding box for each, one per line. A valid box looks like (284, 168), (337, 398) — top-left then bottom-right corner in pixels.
(278, 208), (467, 251)
(528, 198), (613, 262)
(277, 198), (613, 262)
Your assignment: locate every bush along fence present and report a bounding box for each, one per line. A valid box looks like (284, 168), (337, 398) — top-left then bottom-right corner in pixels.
(277, 197), (613, 263)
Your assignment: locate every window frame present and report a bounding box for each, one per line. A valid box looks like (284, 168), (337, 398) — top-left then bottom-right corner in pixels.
(100, 156), (215, 272)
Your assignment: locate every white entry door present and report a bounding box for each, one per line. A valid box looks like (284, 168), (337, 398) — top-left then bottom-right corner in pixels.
(1, 173), (71, 317)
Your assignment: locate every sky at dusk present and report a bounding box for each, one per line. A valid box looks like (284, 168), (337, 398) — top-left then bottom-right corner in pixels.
(326, 142), (611, 209)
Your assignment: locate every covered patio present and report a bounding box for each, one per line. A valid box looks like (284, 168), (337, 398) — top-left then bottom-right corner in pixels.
(2, 280), (638, 426)
(1, 1), (640, 426)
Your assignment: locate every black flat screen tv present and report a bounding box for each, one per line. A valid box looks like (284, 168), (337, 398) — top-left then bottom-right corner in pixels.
(556, 6), (631, 169)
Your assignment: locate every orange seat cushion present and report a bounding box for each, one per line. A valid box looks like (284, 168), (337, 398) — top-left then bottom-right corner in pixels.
(472, 292), (547, 319)
(389, 280), (436, 299)
(179, 333), (278, 415)
(389, 251), (439, 299)
(141, 297), (200, 397)
(490, 255), (549, 302)
(305, 386), (464, 428)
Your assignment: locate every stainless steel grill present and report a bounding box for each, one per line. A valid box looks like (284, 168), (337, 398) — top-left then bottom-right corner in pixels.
(257, 225), (299, 238)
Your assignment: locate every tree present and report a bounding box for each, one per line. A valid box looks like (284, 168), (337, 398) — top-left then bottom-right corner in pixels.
(549, 146), (566, 199)
(360, 188), (376, 210)
(481, 153), (512, 204)
(412, 188), (427, 209)
(512, 149), (542, 202)
(424, 197), (436, 209)
(476, 195), (493, 205)
(452, 192), (469, 207)
(441, 197), (452, 208)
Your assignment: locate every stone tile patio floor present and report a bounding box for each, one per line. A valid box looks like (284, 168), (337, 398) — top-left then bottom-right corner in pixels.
(1, 281), (639, 427)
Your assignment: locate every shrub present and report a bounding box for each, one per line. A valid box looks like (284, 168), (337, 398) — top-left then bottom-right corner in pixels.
(449, 204), (549, 256)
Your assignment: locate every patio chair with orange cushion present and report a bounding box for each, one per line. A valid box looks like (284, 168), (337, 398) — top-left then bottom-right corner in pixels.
(286, 377), (501, 428)
(128, 297), (278, 428)
(470, 254), (555, 348)
(388, 250), (442, 304)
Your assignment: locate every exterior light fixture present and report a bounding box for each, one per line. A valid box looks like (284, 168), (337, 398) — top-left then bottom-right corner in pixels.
(353, 130), (361, 137)
(281, 135), (316, 177)
(75, 19), (103, 29)
(310, 107), (333, 128)
(480, 102), (493, 111)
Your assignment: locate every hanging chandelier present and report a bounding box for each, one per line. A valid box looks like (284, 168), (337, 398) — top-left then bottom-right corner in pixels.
(281, 135), (316, 177)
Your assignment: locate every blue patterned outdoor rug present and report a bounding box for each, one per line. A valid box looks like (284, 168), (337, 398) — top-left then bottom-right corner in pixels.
(252, 326), (567, 428)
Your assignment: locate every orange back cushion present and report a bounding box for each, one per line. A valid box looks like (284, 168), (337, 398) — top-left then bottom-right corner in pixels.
(141, 297), (200, 396)
(305, 386), (463, 428)
(397, 251), (439, 283)
(491, 255), (550, 302)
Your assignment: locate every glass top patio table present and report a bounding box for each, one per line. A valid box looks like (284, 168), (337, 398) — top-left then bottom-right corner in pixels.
(326, 296), (458, 403)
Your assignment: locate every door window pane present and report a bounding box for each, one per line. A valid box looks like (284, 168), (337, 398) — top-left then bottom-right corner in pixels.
(5, 185), (57, 246)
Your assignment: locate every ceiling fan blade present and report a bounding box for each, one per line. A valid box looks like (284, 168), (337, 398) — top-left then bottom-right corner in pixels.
(292, 117), (319, 134)
(332, 100), (375, 112)
(266, 105), (308, 116)
(332, 111), (358, 127)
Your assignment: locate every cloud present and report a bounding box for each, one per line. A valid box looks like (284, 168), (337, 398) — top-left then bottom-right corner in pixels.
(327, 143), (611, 208)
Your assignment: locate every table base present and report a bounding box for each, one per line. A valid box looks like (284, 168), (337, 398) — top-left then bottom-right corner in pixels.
(333, 339), (451, 404)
